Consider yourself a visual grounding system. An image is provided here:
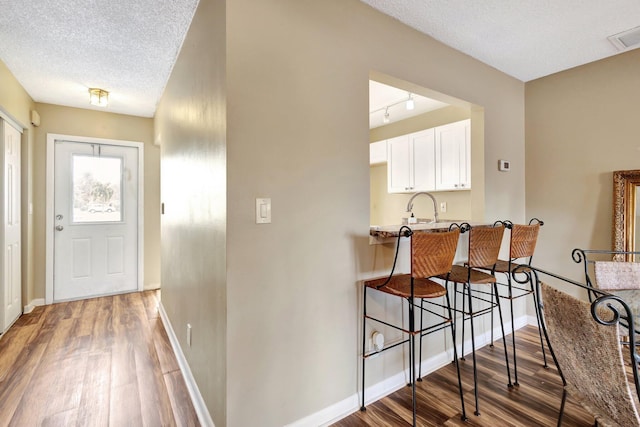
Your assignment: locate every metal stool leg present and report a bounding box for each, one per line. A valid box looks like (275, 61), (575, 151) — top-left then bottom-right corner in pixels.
(507, 274), (519, 386)
(360, 286), (367, 411)
(490, 287), (495, 348)
(530, 273), (549, 368)
(460, 285), (467, 361)
(418, 298), (425, 381)
(408, 298), (417, 426)
(446, 291), (467, 421)
(494, 282), (514, 388)
(466, 283), (481, 416)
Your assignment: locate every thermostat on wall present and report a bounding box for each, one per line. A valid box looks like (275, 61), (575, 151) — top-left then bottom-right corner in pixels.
(498, 159), (511, 172)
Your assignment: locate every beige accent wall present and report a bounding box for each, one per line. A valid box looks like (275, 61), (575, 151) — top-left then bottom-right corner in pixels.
(369, 106), (473, 225)
(525, 48), (640, 297)
(33, 103), (160, 294)
(154, 0), (227, 425)
(0, 60), (36, 308)
(157, 0), (525, 425)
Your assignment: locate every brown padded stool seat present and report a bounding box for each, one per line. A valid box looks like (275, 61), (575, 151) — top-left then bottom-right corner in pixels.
(445, 264), (496, 284)
(493, 259), (531, 273)
(364, 275), (447, 299)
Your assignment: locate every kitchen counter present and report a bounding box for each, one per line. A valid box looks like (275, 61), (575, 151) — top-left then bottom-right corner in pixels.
(370, 221), (486, 240)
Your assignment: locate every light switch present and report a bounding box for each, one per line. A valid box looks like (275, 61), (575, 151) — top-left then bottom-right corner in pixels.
(256, 198), (271, 224)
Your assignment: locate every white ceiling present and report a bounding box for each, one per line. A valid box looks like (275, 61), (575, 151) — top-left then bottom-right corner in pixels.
(361, 0), (640, 82)
(0, 0), (199, 118)
(1, 1), (639, 118)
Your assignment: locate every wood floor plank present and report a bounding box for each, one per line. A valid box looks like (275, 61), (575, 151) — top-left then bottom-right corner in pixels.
(152, 317), (180, 374)
(0, 342), (49, 427)
(334, 326), (597, 426)
(9, 326), (88, 426)
(76, 351), (112, 427)
(165, 370), (200, 427)
(0, 290), (199, 426)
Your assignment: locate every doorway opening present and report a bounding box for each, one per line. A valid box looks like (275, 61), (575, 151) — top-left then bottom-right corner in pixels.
(368, 72), (485, 228)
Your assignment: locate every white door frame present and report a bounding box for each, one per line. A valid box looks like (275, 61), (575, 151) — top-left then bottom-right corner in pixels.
(45, 133), (144, 305)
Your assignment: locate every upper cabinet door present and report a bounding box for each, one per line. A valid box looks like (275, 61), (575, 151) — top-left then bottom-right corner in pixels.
(387, 134), (412, 192)
(411, 128), (435, 192)
(435, 119), (471, 191)
(387, 130), (436, 193)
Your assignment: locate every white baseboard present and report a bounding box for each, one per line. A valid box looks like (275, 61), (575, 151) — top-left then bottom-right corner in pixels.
(288, 315), (531, 427)
(24, 298), (45, 314)
(145, 282), (161, 291)
(158, 302), (215, 427)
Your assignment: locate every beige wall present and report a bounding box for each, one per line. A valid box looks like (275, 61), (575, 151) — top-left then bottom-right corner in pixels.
(223, 0), (524, 425)
(0, 60), (36, 307)
(369, 106), (473, 225)
(33, 103), (160, 295)
(2, 59), (160, 307)
(154, 0), (227, 425)
(525, 48), (640, 297)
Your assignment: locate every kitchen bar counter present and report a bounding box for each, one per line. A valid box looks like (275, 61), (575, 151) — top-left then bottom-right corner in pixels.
(370, 221), (487, 240)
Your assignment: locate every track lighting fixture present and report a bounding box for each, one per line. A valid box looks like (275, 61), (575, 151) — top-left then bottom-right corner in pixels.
(406, 93), (414, 110)
(371, 92), (417, 126)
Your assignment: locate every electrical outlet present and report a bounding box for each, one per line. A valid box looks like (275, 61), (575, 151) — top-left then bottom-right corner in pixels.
(440, 202), (447, 213)
(187, 324), (192, 347)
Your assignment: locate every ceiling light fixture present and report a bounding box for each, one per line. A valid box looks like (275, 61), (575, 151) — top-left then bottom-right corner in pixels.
(88, 88), (109, 107)
(371, 92), (417, 126)
(406, 93), (415, 110)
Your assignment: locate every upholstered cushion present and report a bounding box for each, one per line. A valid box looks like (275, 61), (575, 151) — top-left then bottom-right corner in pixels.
(595, 261), (640, 291)
(541, 283), (640, 426)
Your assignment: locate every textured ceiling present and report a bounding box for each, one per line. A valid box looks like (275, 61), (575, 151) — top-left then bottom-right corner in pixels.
(1, 1), (639, 118)
(361, 0), (640, 82)
(0, 0), (199, 117)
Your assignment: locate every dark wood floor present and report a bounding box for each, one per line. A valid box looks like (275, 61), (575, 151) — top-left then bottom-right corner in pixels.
(333, 326), (595, 426)
(0, 291), (199, 427)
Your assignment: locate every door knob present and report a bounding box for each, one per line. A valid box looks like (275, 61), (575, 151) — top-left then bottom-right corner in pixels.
(55, 225), (64, 231)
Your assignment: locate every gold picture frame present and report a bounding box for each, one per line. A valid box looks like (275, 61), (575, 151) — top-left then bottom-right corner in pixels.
(613, 170), (640, 261)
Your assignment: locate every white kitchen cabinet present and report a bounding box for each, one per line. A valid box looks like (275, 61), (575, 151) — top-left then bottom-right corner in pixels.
(434, 119), (470, 191)
(369, 140), (387, 165)
(387, 128), (435, 193)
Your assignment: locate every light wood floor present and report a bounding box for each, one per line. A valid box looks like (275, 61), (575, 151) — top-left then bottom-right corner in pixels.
(333, 326), (595, 426)
(0, 291), (199, 427)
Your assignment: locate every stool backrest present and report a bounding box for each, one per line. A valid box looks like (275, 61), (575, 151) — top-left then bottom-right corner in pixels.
(468, 225), (505, 269)
(509, 223), (540, 260)
(411, 229), (460, 279)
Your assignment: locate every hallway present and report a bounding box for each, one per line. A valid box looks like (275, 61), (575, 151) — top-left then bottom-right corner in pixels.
(0, 291), (199, 426)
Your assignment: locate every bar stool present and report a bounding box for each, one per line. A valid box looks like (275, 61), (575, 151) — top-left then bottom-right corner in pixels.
(488, 218), (547, 386)
(439, 222), (511, 416)
(361, 225), (467, 425)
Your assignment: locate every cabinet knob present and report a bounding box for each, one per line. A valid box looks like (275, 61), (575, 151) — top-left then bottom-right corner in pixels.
(460, 184), (465, 188)
(454, 184), (459, 188)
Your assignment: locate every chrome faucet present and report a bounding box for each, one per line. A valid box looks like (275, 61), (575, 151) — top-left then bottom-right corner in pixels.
(406, 192), (439, 223)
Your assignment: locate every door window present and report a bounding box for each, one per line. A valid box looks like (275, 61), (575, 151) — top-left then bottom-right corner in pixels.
(72, 154), (122, 223)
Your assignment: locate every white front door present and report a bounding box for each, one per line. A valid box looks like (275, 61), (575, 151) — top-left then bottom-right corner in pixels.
(2, 120), (21, 331)
(53, 140), (140, 302)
